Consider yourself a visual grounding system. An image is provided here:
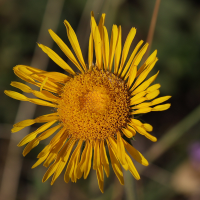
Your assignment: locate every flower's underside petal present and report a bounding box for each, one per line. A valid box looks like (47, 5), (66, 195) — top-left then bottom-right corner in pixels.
(64, 20), (87, 71)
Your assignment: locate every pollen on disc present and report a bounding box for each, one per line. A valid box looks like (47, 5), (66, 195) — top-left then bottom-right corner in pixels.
(57, 68), (130, 140)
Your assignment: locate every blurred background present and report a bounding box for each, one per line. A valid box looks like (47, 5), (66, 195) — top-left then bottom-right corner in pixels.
(1, 0), (200, 199)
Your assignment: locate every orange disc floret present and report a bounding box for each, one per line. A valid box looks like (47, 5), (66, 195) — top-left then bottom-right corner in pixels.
(57, 68), (130, 140)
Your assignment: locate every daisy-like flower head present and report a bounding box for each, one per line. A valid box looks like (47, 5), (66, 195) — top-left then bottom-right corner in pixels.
(4, 12), (171, 193)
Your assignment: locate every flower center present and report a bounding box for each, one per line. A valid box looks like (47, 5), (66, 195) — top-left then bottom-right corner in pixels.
(57, 68), (130, 140)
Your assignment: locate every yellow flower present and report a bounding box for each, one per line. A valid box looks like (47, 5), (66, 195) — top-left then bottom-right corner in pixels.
(4, 12), (171, 193)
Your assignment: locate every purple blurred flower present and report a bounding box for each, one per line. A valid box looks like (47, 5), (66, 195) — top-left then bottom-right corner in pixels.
(189, 142), (200, 169)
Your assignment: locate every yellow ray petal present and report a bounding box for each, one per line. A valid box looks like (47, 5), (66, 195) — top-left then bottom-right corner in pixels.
(79, 141), (88, 172)
(125, 154), (140, 180)
(32, 90), (59, 103)
(131, 71), (159, 96)
(151, 96), (172, 106)
(4, 90), (28, 101)
(137, 49), (157, 77)
(146, 89), (160, 100)
(32, 153), (49, 168)
(11, 81), (32, 93)
(126, 125), (137, 136)
(130, 58), (158, 92)
(23, 138), (39, 156)
(117, 132), (128, 168)
(88, 33), (93, 69)
(28, 98), (57, 107)
(107, 139), (124, 185)
(34, 113), (59, 123)
(48, 29), (84, 73)
(130, 90), (146, 102)
(13, 119), (35, 128)
(109, 25), (118, 72)
(61, 139), (76, 162)
(146, 83), (161, 93)
(37, 144), (52, 158)
(38, 44), (75, 75)
(96, 165), (104, 193)
(94, 26), (102, 69)
(108, 137), (128, 170)
(103, 26), (109, 70)
(84, 141), (93, 179)
(42, 160), (60, 182)
(93, 140), (100, 170)
(17, 120), (57, 146)
(143, 123), (153, 132)
(34, 71), (70, 83)
(64, 20), (86, 71)
(122, 40), (144, 79)
(114, 26), (121, 74)
(133, 125), (157, 142)
(121, 128), (135, 138)
(98, 13), (106, 40)
(131, 107), (152, 115)
(152, 103), (171, 111)
(49, 127), (67, 146)
(43, 152), (57, 168)
(129, 118), (142, 126)
(13, 66), (61, 93)
(37, 124), (62, 141)
(132, 102), (152, 109)
(64, 140), (82, 182)
(123, 139), (148, 166)
(130, 97), (147, 106)
(100, 140), (110, 177)
(127, 63), (137, 89)
(118, 28), (136, 75)
(51, 159), (67, 185)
